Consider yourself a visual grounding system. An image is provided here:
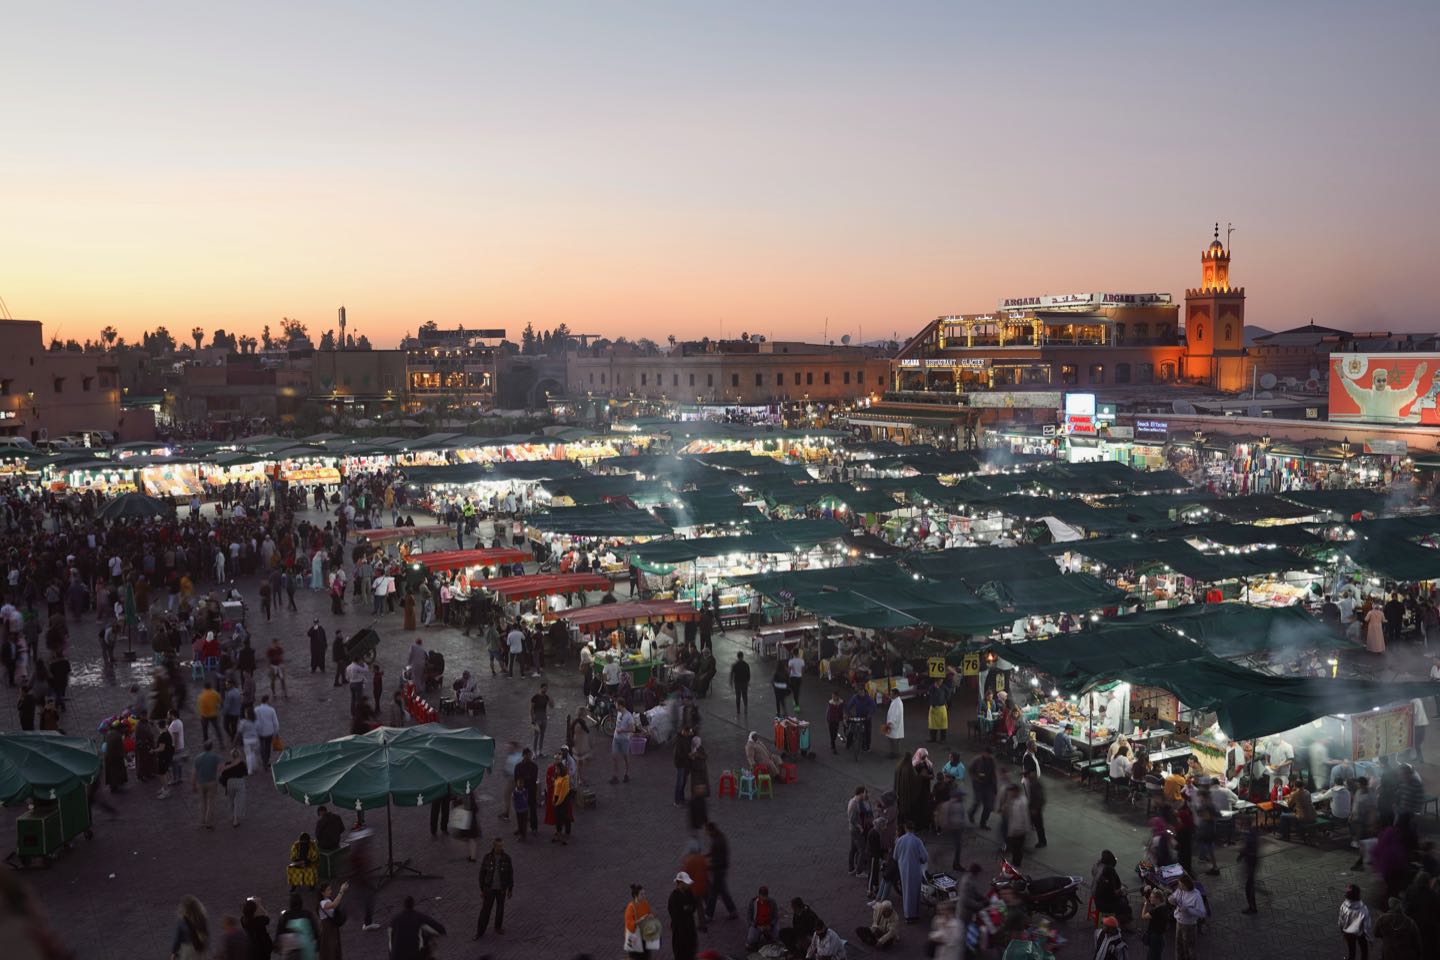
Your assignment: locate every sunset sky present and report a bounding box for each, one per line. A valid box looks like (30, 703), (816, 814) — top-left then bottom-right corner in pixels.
(4, 2), (1438, 348)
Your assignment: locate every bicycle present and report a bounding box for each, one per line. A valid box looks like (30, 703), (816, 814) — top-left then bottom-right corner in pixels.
(842, 717), (867, 762)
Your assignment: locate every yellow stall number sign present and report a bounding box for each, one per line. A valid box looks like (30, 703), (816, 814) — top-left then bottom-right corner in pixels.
(961, 653), (981, 677)
(928, 657), (946, 679)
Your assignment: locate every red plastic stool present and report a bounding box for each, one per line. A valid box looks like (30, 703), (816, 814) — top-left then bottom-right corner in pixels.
(780, 761), (798, 784)
(717, 769), (737, 799)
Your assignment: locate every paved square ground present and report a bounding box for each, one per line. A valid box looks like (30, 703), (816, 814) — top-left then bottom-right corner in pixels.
(1, 545), (1426, 959)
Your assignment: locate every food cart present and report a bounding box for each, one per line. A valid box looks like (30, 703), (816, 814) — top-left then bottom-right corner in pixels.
(1, 732), (102, 868)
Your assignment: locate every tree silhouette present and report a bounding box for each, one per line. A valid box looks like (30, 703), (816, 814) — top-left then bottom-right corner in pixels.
(145, 326), (177, 354)
(521, 322), (537, 355)
(210, 329), (237, 352)
(261, 324), (273, 351)
(280, 317), (307, 344)
(100, 325), (118, 350)
(318, 330), (336, 351)
(191, 327), (204, 351)
(356, 334), (372, 351)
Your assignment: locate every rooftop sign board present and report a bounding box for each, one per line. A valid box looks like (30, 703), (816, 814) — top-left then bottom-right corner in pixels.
(998, 293), (1173, 310)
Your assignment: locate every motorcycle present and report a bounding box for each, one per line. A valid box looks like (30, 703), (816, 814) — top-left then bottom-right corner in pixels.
(992, 860), (1083, 920)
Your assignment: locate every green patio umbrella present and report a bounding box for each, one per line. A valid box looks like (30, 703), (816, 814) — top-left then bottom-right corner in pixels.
(98, 492), (172, 522)
(0, 732), (101, 804)
(272, 724), (494, 879)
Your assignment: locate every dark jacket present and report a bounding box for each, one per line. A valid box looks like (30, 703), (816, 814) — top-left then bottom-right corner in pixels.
(707, 828), (730, 872)
(479, 851), (514, 893)
(387, 906), (445, 960)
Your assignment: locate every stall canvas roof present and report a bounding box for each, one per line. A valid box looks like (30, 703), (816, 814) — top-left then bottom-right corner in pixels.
(1343, 536), (1440, 581)
(1204, 494), (1316, 523)
(904, 545), (1060, 585)
(1175, 522), (1322, 549)
(1089, 604), (1349, 657)
(470, 572), (611, 600)
(556, 599), (701, 631)
(409, 547), (531, 572)
(653, 491), (760, 528)
(528, 504), (673, 537)
(1278, 489), (1389, 517)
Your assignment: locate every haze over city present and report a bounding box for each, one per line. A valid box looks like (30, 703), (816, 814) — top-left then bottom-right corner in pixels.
(3, 1), (1438, 347)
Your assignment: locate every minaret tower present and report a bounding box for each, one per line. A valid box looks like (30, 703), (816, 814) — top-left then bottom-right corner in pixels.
(1184, 224), (1248, 389)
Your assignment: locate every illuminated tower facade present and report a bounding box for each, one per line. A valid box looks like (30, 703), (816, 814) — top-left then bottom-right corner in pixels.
(1184, 224), (1248, 390)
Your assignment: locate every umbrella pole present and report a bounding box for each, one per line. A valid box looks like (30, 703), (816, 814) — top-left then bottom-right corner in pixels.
(375, 798), (436, 886)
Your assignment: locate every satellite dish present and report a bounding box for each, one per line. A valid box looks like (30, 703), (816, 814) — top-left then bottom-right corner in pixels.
(1247, 404), (1263, 418)
(1282, 376), (1298, 388)
(1305, 378), (1320, 391)
(1258, 391), (1274, 399)
(841, 334), (851, 345)
(1259, 372), (1277, 390)
(1173, 399), (1197, 415)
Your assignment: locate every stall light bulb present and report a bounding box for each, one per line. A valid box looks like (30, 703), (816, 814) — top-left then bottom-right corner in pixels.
(1090, 614), (1099, 622)
(1050, 688), (1060, 698)
(1029, 676), (1040, 687)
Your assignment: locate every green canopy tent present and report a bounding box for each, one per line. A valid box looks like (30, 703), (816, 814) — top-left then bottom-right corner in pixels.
(272, 724), (495, 880)
(973, 573), (1128, 617)
(0, 732), (101, 804)
(653, 490), (761, 529)
(1278, 489), (1389, 517)
(486, 460), (590, 482)
(1204, 495), (1316, 524)
(529, 504), (673, 538)
(402, 463), (494, 486)
(903, 545), (1059, 585)
(1088, 603), (1348, 658)
(1343, 536), (1440, 581)
(1174, 522), (1322, 550)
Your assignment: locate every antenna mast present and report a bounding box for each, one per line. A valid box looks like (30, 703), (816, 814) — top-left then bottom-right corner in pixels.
(1226, 222), (1234, 252)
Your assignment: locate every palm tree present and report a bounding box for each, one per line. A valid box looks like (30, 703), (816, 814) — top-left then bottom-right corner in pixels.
(100, 325), (118, 350)
(191, 326), (204, 351)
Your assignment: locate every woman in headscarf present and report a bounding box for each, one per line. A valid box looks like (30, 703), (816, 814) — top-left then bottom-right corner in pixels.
(1092, 849), (1131, 925)
(894, 748), (935, 832)
(103, 721), (127, 793)
(286, 832), (319, 891)
(744, 731), (779, 778)
(133, 713), (158, 782)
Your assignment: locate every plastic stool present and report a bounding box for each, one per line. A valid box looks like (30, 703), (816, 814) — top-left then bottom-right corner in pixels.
(717, 769), (737, 799)
(755, 771), (774, 798)
(780, 761), (798, 785)
(738, 771), (757, 800)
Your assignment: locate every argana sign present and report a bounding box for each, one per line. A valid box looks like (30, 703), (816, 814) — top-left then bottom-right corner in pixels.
(998, 292), (1172, 310)
(1329, 354), (1440, 425)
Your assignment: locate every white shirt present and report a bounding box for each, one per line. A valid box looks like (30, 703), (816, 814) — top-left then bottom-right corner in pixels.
(345, 662), (369, 684)
(614, 709), (635, 737)
(1109, 755), (1132, 779)
(109, 556), (122, 577)
(1269, 739), (1294, 766)
(168, 718), (186, 754)
(787, 655), (805, 679)
(507, 629), (525, 654)
(603, 660), (622, 685)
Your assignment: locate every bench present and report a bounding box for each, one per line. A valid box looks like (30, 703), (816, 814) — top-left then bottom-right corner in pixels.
(1293, 816), (1343, 845)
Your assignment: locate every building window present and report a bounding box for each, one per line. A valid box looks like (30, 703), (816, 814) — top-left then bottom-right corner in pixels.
(1136, 363), (1154, 384)
(1194, 323), (1204, 342)
(641, 373), (647, 385)
(707, 374), (713, 387)
(1115, 363), (1132, 384)
(1088, 364), (1104, 384)
(1159, 361), (1176, 381)
(601, 373), (606, 385)
(52, 377), (64, 393)
(731, 373), (739, 387)
(82, 376), (94, 392)
(756, 373), (763, 386)
(688, 373), (694, 387)
(776, 373), (783, 386)
(672, 374), (679, 387)
(589, 372), (594, 384)
(793, 372), (801, 386)
(823, 371), (831, 385)
(1115, 323), (1126, 342)
(1060, 364), (1077, 385)
(806, 372), (813, 386)
(1134, 323), (1149, 341)
(857, 370), (865, 384)
(1224, 323), (1233, 342)
(843, 371), (851, 384)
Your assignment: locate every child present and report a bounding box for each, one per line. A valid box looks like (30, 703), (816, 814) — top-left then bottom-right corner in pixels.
(512, 782), (530, 840)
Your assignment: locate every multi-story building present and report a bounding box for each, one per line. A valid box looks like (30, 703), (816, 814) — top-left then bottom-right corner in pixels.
(565, 340), (892, 407)
(310, 349), (408, 416)
(0, 320), (123, 442)
(406, 345), (496, 412)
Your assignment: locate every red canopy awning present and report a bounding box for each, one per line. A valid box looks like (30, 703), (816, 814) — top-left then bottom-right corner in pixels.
(410, 547), (531, 572)
(358, 525), (454, 542)
(470, 572), (611, 600)
(553, 599), (701, 631)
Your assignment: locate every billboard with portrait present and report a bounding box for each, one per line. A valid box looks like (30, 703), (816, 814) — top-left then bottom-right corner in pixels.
(1328, 353), (1440, 424)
